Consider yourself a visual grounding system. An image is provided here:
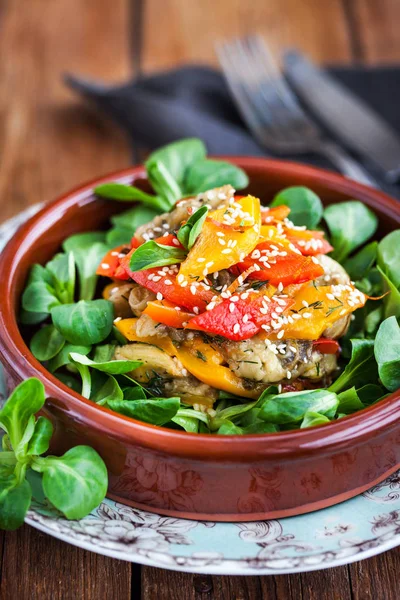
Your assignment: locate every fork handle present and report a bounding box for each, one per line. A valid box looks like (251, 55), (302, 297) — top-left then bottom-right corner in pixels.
(318, 141), (378, 188)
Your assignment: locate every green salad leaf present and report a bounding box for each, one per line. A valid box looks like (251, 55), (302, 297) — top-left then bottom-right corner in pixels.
(51, 299), (114, 345)
(108, 397), (180, 425)
(270, 186), (323, 229)
(177, 205), (208, 250)
(32, 446), (108, 520)
(329, 339), (378, 393)
(377, 230), (400, 289)
(258, 389), (339, 424)
(63, 233), (108, 301)
(69, 352), (142, 375)
(128, 240), (186, 271)
(22, 281), (60, 314)
(184, 159), (249, 194)
(146, 138), (207, 185)
(0, 379), (108, 530)
(324, 201), (378, 262)
(146, 161), (183, 207)
(300, 411), (331, 428)
(94, 182), (169, 212)
(30, 325), (65, 362)
(343, 242), (378, 281)
(374, 317), (400, 392)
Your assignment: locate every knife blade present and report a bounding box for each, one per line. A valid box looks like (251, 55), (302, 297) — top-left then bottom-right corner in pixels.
(283, 51), (400, 183)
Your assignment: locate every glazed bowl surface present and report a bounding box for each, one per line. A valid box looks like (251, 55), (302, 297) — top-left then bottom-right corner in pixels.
(0, 157), (399, 521)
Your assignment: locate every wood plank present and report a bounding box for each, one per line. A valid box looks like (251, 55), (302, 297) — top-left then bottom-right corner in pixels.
(350, 0), (400, 63)
(0, 0), (133, 594)
(0, 525), (131, 600)
(0, 0), (132, 223)
(141, 0), (353, 72)
(348, 549), (400, 600)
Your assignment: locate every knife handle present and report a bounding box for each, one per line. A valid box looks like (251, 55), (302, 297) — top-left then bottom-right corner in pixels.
(319, 141), (378, 188)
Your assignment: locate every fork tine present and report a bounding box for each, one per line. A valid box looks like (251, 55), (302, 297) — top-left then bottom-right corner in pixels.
(216, 41), (270, 145)
(217, 35), (320, 153)
(224, 38), (289, 140)
(247, 35), (319, 141)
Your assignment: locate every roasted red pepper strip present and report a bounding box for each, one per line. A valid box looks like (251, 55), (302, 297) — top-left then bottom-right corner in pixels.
(153, 234), (184, 249)
(130, 269), (214, 312)
(120, 233), (213, 312)
(186, 291), (293, 341)
(312, 338), (340, 355)
(232, 240), (324, 287)
(96, 245), (130, 280)
(284, 228), (333, 256)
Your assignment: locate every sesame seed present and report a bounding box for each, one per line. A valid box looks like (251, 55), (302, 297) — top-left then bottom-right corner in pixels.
(218, 239), (226, 246)
(164, 279), (172, 285)
(216, 232), (225, 237)
(113, 317), (122, 323)
(229, 303), (235, 313)
(302, 300), (309, 308)
(111, 251), (119, 256)
(287, 370), (292, 380)
(193, 306), (199, 314)
(101, 263), (110, 269)
(177, 274), (184, 283)
(190, 285), (197, 295)
(243, 314), (249, 323)
(221, 248), (232, 254)
(302, 312), (312, 319)
(233, 323), (240, 334)
(197, 258), (206, 263)
(206, 261), (214, 268)
(277, 330), (285, 339)
(181, 280), (188, 287)
(156, 292), (163, 301)
(152, 276), (161, 282)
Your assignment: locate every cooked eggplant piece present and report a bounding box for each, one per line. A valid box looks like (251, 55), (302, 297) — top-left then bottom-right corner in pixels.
(114, 343), (184, 381)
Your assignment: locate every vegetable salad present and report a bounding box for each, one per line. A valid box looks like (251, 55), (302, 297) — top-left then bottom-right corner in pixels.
(20, 139), (400, 434)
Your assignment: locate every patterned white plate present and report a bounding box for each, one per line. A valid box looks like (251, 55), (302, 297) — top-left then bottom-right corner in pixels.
(1, 205), (399, 575)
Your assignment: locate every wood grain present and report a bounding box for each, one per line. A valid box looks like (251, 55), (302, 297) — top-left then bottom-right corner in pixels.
(141, 0), (353, 72)
(0, 0), (132, 222)
(350, 0), (400, 63)
(0, 526), (132, 600)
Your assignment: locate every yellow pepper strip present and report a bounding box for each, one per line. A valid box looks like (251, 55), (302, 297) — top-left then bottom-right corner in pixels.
(268, 282), (366, 340)
(114, 319), (260, 399)
(174, 340), (260, 399)
(114, 318), (176, 355)
(179, 195), (261, 282)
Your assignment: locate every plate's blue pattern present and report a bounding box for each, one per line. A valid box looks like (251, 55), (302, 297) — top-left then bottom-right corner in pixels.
(2, 205), (400, 575)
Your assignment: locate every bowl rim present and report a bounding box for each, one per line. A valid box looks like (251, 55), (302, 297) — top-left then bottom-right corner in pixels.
(1, 156), (400, 461)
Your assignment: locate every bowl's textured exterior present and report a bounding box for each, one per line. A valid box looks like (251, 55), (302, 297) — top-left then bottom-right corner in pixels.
(1, 158), (400, 521)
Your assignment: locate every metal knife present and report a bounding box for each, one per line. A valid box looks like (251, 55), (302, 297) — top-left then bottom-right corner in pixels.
(283, 50), (400, 183)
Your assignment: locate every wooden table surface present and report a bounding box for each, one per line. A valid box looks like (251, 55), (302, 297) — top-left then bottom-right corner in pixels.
(1, 1), (400, 598)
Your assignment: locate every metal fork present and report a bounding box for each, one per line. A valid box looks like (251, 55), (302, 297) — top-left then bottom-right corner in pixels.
(216, 35), (377, 187)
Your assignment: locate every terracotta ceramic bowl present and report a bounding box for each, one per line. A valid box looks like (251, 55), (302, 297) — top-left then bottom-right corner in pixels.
(0, 158), (399, 522)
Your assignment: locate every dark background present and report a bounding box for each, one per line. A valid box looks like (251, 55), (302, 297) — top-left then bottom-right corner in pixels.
(1, 0), (399, 598)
